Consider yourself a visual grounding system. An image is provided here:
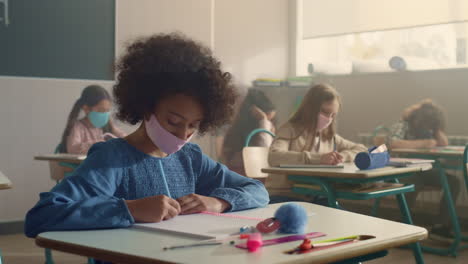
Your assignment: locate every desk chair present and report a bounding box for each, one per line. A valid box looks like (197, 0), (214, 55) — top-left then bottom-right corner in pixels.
(242, 129), (276, 181)
(49, 144), (79, 184)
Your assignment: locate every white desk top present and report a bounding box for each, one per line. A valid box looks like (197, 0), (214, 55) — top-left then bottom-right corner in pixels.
(36, 202), (427, 264)
(34, 154), (86, 164)
(0, 171), (12, 190)
(392, 147), (465, 158)
(262, 163), (430, 179)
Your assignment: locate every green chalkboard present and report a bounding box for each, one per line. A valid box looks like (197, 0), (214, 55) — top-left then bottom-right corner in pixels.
(0, 0), (115, 80)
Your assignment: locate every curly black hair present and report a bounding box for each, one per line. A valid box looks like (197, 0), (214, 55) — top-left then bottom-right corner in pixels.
(403, 99), (446, 132)
(113, 32), (238, 134)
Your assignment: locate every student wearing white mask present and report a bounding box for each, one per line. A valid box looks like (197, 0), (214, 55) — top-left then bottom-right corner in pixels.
(267, 84), (367, 203)
(25, 33), (269, 239)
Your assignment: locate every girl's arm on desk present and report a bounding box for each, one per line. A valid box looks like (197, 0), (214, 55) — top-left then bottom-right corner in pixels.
(24, 143), (133, 238)
(194, 145), (269, 212)
(390, 139), (437, 149)
(334, 134), (367, 161)
(434, 129), (448, 147)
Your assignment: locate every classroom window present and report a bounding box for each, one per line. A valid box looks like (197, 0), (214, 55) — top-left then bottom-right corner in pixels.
(296, 21), (468, 76)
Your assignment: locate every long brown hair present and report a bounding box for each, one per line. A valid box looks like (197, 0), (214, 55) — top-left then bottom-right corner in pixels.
(287, 83), (341, 151)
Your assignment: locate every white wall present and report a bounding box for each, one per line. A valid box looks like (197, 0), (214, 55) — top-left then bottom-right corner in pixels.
(214, 0), (289, 90)
(116, 0), (214, 58)
(0, 77), (133, 221)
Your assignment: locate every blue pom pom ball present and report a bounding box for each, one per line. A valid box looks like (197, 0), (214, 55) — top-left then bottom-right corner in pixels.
(274, 203), (308, 234)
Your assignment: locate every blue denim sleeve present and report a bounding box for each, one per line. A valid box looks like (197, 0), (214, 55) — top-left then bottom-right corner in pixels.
(191, 144), (269, 212)
(24, 143), (134, 238)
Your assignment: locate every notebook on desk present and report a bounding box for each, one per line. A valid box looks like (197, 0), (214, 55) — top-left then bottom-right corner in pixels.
(279, 164), (344, 169)
(134, 210), (269, 239)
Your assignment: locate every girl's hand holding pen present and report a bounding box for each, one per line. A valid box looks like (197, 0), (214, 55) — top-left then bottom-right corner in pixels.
(125, 195), (181, 222)
(320, 152), (343, 165)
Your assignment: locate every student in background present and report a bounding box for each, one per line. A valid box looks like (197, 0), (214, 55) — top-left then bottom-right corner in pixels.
(389, 99), (448, 149)
(222, 89), (276, 176)
(58, 85), (126, 154)
(25, 33), (269, 239)
(268, 84), (367, 202)
(389, 99), (460, 237)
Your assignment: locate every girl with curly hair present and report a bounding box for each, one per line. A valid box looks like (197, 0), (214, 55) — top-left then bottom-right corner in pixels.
(25, 33), (269, 238)
(389, 99), (448, 149)
(389, 99), (460, 238)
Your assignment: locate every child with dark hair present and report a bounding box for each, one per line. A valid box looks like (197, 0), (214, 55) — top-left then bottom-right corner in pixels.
(389, 99), (460, 237)
(59, 85), (126, 154)
(25, 33), (269, 239)
(390, 99), (448, 149)
(222, 88), (276, 176)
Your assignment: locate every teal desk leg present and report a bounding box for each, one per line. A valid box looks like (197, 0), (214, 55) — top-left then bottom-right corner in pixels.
(319, 180), (339, 208)
(45, 248), (54, 264)
(289, 175), (340, 209)
(371, 198), (380, 217)
(393, 178), (425, 264)
(440, 166), (462, 256)
(422, 164), (461, 256)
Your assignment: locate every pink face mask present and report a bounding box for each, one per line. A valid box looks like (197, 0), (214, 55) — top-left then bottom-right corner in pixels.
(145, 114), (193, 155)
(316, 113), (333, 131)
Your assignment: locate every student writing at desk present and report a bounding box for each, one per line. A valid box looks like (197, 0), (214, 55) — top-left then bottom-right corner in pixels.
(222, 88), (277, 176)
(389, 99), (461, 238)
(25, 33), (269, 243)
(58, 85), (126, 154)
(267, 84), (367, 203)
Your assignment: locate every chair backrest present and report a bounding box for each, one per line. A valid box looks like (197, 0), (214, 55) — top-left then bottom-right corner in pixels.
(49, 144), (78, 182)
(242, 129), (276, 179)
(244, 128), (276, 147)
(242, 147), (271, 178)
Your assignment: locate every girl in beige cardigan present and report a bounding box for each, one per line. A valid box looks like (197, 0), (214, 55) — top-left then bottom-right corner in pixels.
(267, 84), (367, 201)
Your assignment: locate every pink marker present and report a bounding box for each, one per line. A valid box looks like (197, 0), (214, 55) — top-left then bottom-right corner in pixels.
(247, 233), (263, 252)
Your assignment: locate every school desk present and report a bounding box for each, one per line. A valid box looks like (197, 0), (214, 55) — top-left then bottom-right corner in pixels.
(0, 171), (12, 190)
(35, 202), (427, 264)
(392, 146), (468, 257)
(263, 163), (432, 264)
(34, 154), (85, 182)
(34, 154), (86, 164)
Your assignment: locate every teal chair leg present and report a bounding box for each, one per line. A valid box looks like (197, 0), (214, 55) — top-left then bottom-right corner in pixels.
(45, 248), (55, 264)
(393, 178), (425, 264)
(0, 248), (3, 264)
(87, 258), (95, 264)
(371, 198), (380, 217)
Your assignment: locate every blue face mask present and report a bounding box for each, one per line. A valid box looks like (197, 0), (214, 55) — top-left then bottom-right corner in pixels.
(88, 111), (110, 128)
